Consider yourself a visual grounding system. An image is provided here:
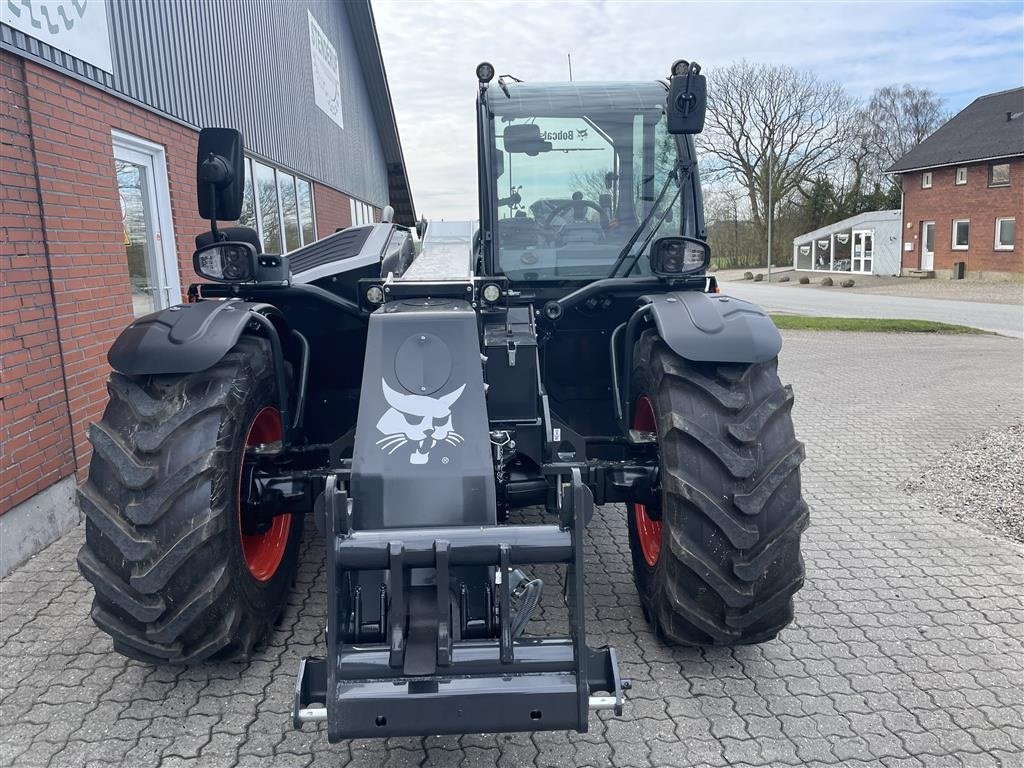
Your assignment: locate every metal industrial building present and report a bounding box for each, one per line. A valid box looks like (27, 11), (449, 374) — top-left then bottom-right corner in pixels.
(0, 0), (415, 574)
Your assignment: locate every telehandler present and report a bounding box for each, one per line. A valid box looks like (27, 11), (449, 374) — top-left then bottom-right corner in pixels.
(78, 60), (807, 740)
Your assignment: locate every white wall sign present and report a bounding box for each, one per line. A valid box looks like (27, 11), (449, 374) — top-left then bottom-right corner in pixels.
(307, 10), (343, 130)
(2, 0), (113, 73)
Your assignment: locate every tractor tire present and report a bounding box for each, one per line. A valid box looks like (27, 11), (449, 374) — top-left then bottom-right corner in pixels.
(77, 336), (304, 664)
(628, 330), (807, 646)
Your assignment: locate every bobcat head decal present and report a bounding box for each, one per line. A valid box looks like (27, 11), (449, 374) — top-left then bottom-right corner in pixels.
(375, 379), (466, 464)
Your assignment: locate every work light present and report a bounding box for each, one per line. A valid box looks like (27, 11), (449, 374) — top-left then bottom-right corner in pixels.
(476, 62), (495, 83)
(481, 283), (502, 303)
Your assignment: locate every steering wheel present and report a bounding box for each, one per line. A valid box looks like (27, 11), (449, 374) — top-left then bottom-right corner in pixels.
(542, 198), (610, 230)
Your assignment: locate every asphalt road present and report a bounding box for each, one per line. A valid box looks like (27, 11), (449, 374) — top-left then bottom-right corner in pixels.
(721, 281), (1024, 338)
(2, 331), (1022, 767)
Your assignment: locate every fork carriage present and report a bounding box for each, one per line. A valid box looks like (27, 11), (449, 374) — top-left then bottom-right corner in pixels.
(294, 468), (625, 739)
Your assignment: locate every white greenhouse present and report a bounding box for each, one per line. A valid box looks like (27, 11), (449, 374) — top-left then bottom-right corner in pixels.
(793, 210), (902, 276)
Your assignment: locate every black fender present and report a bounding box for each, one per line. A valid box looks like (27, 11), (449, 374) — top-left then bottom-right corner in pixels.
(617, 291), (781, 432)
(643, 291), (781, 363)
(108, 299), (305, 440)
(108, 299), (286, 375)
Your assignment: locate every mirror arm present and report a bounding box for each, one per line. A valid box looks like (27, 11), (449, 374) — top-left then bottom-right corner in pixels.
(209, 181), (221, 241)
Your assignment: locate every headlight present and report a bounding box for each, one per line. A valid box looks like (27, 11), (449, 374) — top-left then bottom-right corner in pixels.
(193, 242), (257, 283)
(366, 285), (384, 305)
(650, 237), (709, 277)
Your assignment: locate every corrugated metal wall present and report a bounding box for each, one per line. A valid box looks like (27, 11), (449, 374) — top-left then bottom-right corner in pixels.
(1, 0), (388, 207)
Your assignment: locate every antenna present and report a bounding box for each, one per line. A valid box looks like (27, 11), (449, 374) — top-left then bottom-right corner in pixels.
(567, 53), (573, 82)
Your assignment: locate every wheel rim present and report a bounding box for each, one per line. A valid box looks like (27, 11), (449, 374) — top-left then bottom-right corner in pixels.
(238, 406), (290, 582)
(632, 395), (662, 567)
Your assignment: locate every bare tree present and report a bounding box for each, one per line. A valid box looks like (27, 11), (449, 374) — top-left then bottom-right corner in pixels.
(860, 84), (946, 189)
(699, 61), (857, 254)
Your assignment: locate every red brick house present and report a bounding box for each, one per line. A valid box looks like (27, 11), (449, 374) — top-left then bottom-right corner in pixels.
(889, 87), (1023, 279)
(0, 1), (414, 574)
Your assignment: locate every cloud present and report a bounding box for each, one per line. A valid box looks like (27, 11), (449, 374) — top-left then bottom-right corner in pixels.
(374, 0), (1024, 220)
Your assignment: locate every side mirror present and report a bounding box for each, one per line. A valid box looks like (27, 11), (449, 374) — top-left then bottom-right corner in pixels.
(196, 128), (244, 221)
(650, 236), (709, 276)
(667, 61), (706, 135)
(193, 240), (257, 283)
(503, 124), (552, 156)
(494, 149), (504, 178)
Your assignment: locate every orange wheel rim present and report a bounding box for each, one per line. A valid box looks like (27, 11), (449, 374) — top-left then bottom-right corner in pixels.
(632, 395), (662, 567)
(238, 406), (290, 581)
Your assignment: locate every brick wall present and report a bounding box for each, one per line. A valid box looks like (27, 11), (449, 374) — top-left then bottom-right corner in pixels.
(313, 182), (353, 237)
(900, 158), (1023, 277)
(2, 51), (371, 511)
(18, 56), (212, 480)
(0, 55), (76, 513)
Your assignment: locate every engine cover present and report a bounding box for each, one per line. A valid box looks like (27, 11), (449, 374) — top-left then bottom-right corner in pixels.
(350, 299), (496, 529)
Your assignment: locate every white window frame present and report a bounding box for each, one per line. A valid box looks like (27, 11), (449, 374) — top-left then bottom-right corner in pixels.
(995, 217), (1015, 251)
(955, 167), (967, 185)
(952, 219), (970, 250)
(350, 198), (374, 226)
(921, 171), (933, 189)
(245, 158), (317, 251)
(295, 178), (317, 245)
(111, 130), (182, 310)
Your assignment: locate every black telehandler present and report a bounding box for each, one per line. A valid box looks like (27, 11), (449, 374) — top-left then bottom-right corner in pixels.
(77, 60), (807, 741)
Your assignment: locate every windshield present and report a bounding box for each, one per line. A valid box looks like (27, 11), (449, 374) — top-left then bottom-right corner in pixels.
(488, 82), (682, 281)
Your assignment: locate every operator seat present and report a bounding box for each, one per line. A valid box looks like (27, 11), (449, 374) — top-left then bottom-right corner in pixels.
(500, 211), (542, 248)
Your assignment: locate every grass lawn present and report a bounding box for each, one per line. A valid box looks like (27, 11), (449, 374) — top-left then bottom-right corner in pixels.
(769, 315), (989, 334)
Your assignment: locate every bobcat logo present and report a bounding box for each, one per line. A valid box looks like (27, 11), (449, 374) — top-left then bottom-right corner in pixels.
(375, 380), (465, 465)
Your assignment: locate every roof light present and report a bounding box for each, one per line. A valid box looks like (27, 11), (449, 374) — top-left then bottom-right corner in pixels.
(476, 62), (495, 83)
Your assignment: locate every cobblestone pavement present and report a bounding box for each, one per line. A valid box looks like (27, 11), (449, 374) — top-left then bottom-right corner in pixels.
(2, 331), (1023, 768)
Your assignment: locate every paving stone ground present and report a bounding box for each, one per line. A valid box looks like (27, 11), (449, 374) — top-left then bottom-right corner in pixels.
(2, 331), (1022, 768)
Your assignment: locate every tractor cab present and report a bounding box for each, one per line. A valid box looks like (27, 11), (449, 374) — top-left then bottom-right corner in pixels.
(476, 65), (709, 288)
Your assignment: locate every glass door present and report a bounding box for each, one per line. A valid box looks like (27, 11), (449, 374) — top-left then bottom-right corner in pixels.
(113, 133), (181, 317)
(852, 230), (874, 274)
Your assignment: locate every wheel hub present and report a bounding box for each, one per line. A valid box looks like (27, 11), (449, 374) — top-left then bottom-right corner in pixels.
(238, 406), (291, 581)
(632, 395), (662, 567)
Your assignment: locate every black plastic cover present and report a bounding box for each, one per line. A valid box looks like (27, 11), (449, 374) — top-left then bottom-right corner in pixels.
(349, 299), (496, 529)
(645, 292), (781, 363)
(289, 226), (373, 274)
(108, 300), (258, 375)
(484, 308), (539, 422)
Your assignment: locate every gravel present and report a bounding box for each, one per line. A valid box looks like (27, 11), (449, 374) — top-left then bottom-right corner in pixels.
(903, 422), (1024, 543)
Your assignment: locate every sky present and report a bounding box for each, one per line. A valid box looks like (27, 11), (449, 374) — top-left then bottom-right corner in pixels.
(373, 0), (1024, 221)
